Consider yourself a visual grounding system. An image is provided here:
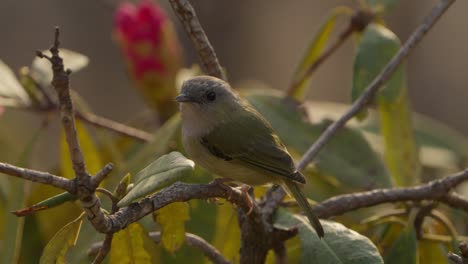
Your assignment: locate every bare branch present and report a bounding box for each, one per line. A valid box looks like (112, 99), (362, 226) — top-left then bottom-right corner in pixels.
(36, 27), (112, 234)
(314, 169), (468, 218)
(297, 0), (456, 171)
(0, 162), (73, 192)
(167, 0), (226, 80)
(91, 163), (114, 189)
(36, 27), (88, 180)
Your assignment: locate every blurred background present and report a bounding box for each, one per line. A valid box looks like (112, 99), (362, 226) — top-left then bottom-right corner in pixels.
(0, 0), (466, 168)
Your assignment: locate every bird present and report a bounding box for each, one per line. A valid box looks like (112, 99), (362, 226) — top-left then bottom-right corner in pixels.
(176, 75), (324, 238)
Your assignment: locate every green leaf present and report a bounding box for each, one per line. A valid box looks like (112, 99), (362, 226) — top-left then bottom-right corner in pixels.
(0, 60), (31, 107)
(274, 208), (383, 264)
(31, 49), (89, 89)
(13, 192), (76, 217)
(39, 214), (83, 264)
(109, 223), (152, 263)
(61, 120), (103, 178)
(353, 23), (420, 186)
(290, 6), (352, 101)
(2, 125), (43, 264)
(155, 202), (190, 253)
(118, 152), (194, 207)
(353, 23), (404, 104)
(246, 93), (392, 197)
(383, 225), (417, 264)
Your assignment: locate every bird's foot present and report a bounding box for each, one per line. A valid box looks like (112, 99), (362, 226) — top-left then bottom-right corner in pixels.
(238, 184), (254, 215)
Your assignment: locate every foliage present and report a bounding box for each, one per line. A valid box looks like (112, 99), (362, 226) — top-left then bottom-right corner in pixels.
(0, 0), (466, 263)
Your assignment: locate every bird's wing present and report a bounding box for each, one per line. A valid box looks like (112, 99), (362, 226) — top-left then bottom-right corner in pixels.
(200, 105), (305, 184)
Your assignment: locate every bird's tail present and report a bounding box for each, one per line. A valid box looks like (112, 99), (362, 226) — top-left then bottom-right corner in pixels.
(283, 180), (324, 238)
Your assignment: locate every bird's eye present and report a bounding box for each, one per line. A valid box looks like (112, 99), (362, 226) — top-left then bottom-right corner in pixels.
(206, 91), (216, 101)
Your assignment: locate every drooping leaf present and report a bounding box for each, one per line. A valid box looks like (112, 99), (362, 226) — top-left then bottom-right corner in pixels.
(289, 6), (352, 101)
(418, 240), (449, 264)
(274, 208), (383, 264)
(39, 214), (83, 264)
(31, 49), (89, 89)
(383, 225), (417, 264)
(118, 152), (194, 207)
(2, 124), (43, 264)
(61, 119), (103, 178)
(155, 202), (190, 253)
(0, 60), (31, 108)
(353, 23), (420, 186)
(246, 93), (392, 197)
(109, 223), (152, 263)
(13, 192), (76, 217)
(378, 90), (420, 186)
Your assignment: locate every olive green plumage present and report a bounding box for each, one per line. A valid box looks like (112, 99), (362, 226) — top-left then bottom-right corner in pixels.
(177, 75), (324, 238)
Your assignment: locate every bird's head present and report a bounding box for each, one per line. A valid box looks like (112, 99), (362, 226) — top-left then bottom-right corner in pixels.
(176, 76), (240, 122)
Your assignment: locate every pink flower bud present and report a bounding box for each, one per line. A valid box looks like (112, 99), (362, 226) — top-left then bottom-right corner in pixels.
(114, 0), (182, 121)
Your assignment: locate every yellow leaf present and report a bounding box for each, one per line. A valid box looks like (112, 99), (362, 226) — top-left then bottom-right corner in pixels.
(212, 203), (241, 263)
(109, 223), (152, 263)
(378, 88), (420, 186)
(418, 240), (449, 264)
(39, 214), (83, 264)
(155, 202), (190, 253)
(60, 120), (103, 178)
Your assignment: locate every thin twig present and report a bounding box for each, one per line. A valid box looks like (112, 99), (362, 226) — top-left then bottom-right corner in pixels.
(88, 231), (231, 264)
(91, 163), (114, 189)
(0, 162), (73, 192)
(287, 9), (374, 97)
(297, 0), (456, 171)
(75, 111), (152, 142)
(167, 0), (226, 80)
(92, 233), (113, 264)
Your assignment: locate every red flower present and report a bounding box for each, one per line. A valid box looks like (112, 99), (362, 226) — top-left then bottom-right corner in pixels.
(114, 0), (182, 120)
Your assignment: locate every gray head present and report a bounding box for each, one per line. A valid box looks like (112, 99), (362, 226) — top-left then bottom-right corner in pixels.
(176, 76), (238, 106)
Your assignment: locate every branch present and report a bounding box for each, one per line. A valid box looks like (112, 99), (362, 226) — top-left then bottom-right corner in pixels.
(167, 0), (226, 80)
(313, 169), (468, 218)
(36, 28), (88, 180)
(36, 27), (111, 233)
(0, 162), (73, 192)
(88, 231), (231, 264)
(297, 0), (456, 171)
(448, 241), (468, 264)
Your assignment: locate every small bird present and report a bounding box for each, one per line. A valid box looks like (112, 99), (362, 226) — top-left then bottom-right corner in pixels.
(176, 75), (324, 238)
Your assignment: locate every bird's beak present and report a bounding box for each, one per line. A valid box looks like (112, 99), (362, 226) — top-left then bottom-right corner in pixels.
(175, 94), (194, 103)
